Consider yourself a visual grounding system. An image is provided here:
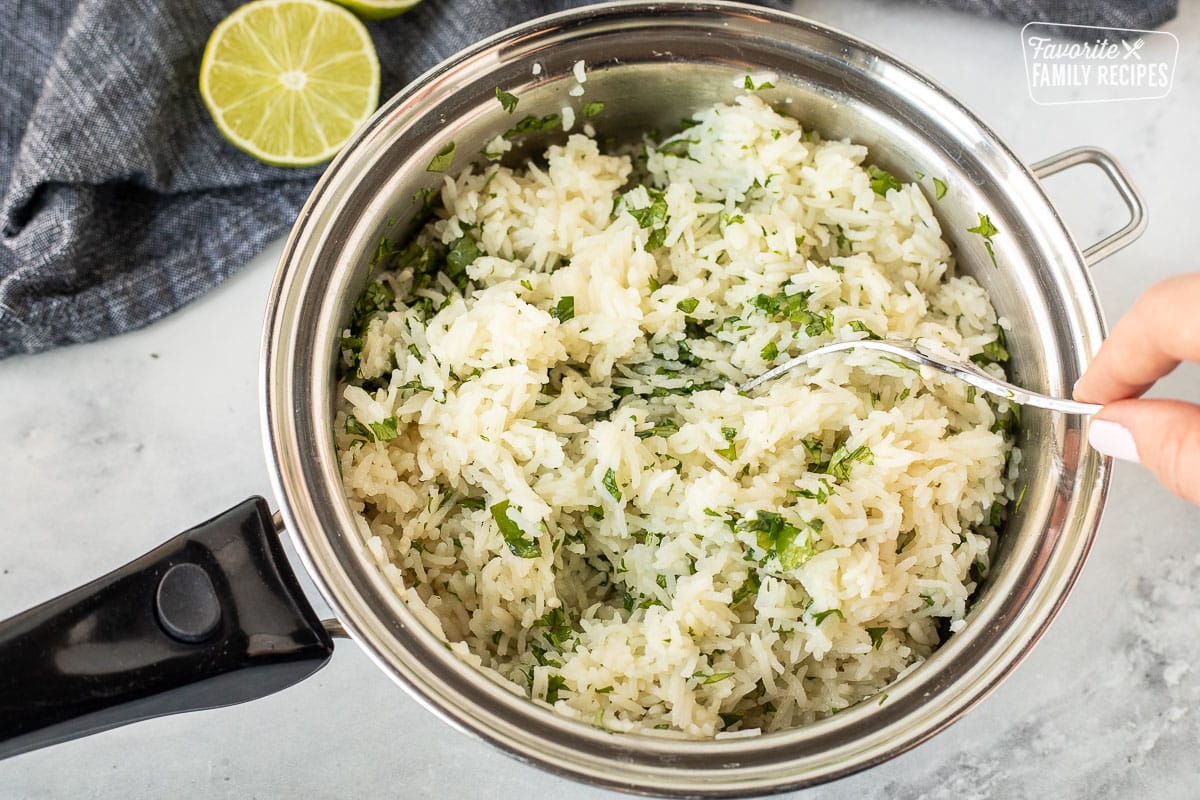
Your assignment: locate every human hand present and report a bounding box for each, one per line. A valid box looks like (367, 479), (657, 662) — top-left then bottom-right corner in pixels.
(1074, 274), (1200, 504)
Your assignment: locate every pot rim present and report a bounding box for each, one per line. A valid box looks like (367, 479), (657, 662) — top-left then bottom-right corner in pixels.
(261, 2), (1113, 794)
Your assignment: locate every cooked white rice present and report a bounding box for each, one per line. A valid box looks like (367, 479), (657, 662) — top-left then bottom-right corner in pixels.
(335, 92), (1018, 739)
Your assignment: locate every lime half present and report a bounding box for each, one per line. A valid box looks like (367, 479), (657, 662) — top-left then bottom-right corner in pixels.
(199, 0), (381, 167)
(332, 0), (423, 21)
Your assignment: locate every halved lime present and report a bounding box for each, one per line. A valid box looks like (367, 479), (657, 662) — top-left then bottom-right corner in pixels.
(199, 0), (381, 167)
(332, 0), (423, 21)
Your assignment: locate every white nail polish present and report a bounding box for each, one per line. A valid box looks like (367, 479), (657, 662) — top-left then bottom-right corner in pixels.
(1088, 419), (1140, 464)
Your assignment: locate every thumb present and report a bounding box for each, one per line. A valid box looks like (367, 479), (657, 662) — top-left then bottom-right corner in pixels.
(1088, 399), (1200, 505)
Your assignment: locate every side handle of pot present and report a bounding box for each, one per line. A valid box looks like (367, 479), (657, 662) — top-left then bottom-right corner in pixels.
(0, 497), (334, 760)
(1031, 146), (1148, 266)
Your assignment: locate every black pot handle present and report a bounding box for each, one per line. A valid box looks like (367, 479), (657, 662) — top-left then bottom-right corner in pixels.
(0, 497), (334, 760)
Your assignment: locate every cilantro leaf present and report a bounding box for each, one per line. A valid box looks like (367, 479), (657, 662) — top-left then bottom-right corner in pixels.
(502, 114), (561, 139)
(635, 419), (680, 440)
(495, 87), (519, 114)
(867, 165), (902, 196)
(602, 468), (622, 501)
(867, 627), (887, 649)
(582, 101), (605, 118)
(933, 177), (948, 199)
(445, 235), (482, 290)
(751, 511), (818, 570)
(624, 188), (668, 229)
(676, 298), (699, 314)
(551, 296), (575, 322)
(970, 325), (1010, 365)
(545, 673), (567, 703)
(490, 500), (540, 558)
(823, 443), (874, 481)
(743, 74), (775, 91)
(968, 213), (1000, 268)
(426, 141), (456, 173)
(368, 417), (399, 441)
(848, 320), (881, 340)
(811, 608), (844, 625)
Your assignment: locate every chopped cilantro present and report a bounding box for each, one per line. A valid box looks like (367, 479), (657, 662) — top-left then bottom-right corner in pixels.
(697, 671), (735, 684)
(348, 281), (394, 337)
(494, 87), (519, 114)
(933, 177), (948, 200)
(676, 297), (700, 314)
(587, 504), (605, 521)
(551, 296), (575, 322)
(635, 419), (680, 439)
(743, 74), (774, 91)
(811, 608), (844, 625)
(520, 279), (533, 291)
(731, 572), (761, 606)
(490, 500), (540, 558)
(835, 225), (850, 252)
(966, 385), (977, 404)
(867, 165), (902, 196)
(646, 226), (667, 250)
(823, 443), (874, 481)
(715, 426), (738, 461)
(719, 712), (744, 729)
(602, 468), (622, 501)
(789, 479), (832, 504)
(345, 416), (373, 439)
(426, 141), (456, 173)
(867, 627), (887, 649)
(749, 289), (831, 337)
(533, 607), (575, 650)
(990, 403), (1020, 436)
(582, 100), (605, 118)
(445, 235), (482, 288)
(458, 497), (486, 511)
(658, 138), (696, 158)
(968, 213), (1000, 268)
(544, 673), (567, 703)
(345, 415), (399, 442)
(502, 114), (561, 139)
(970, 326), (1009, 365)
(1014, 484), (1028, 513)
(760, 341), (779, 361)
(848, 320), (881, 340)
(368, 417), (399, 441)
(624, 188), (669, 229)
(751, 510), (818, 570)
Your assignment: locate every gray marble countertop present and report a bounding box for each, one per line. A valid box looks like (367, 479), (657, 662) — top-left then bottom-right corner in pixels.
(2, 2), (1197, 797)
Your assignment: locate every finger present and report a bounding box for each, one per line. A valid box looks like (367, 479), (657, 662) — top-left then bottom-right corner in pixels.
(1074, 274), (1200, 404)
(1088, 398), (1200, 505)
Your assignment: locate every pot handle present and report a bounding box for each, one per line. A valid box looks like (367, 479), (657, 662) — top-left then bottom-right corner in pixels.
(0, 497), (334, 760)
(1030, 146), (1148, 267)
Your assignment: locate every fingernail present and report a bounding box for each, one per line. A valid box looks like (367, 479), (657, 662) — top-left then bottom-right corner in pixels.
(1088, 419), (1140, 463)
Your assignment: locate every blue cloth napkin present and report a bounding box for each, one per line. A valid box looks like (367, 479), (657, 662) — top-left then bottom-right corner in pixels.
(0, 0), (1177, 358)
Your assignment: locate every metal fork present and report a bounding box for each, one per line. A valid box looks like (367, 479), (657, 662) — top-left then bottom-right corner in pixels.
(739, 339), (1101, 415)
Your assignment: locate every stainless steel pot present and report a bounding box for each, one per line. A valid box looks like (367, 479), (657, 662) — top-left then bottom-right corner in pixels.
(0, 2), (1145, 795)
